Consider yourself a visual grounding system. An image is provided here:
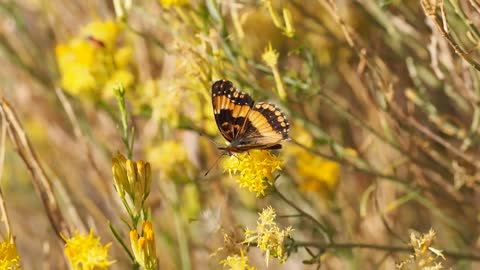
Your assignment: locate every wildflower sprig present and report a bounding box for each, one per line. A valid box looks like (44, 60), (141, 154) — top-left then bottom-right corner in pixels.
(262, 44), (287, 100)
(223, 150), (282, 197)
(244, 206), (293, 267)
(114, 85), (135, 159)
(110, 89), (158, 268)
(63, 230), (115, 270)
(220, 249), (257, 270)
(396, 229), (446, 270)
(112, 153), (152, 223)
(130, 221), (158, 270)
(0, 238), (21, 270)
(0, 155), (21, 269)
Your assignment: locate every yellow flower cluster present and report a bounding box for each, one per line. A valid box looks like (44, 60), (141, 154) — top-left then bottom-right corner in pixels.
(63, 230), (114, 270)
(112, 154), (152, 216)
(396, 229), (445, 269)
(243, 206), (293, 266)
(223, 150), (282, 197)
(0, 240), (21, 270)
(112, 156), (158, 269)
(55, 20), (134, 100)
(220, 249), (257, 270)
(296, 151), (340, 197)
(130, 221), (158, 270)
(285, 126), (340, 199)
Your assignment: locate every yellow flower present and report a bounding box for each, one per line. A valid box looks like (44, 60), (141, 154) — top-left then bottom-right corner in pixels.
(297, 151), (340, 198)
(103, 69), (135, 98)
(112, 154), (152, 216)
(285, 125), (340, 198)
(63, 230), (114, 270)
(244, 206), (293, 266)
(130, 221), (158, 270)
(396, 229), (445, 269)
(55, 20), (134, 100)
(220, 249), (257, 270)
(262, 44), (286, 100)
(82, 20), (120, 50)
(114, 46), (133, 68)
(55, 39), (97, 97)
(262, 43), (279, 68)
(0, 240), (21, 270)
(223, 150), (282, 197)
(159, 0), (189, 8)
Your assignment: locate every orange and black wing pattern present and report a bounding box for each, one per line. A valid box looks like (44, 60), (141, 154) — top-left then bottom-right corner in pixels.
(239, 101), (289, 149)
(212, 79), (254, 142)
(212, 79), (290, 152)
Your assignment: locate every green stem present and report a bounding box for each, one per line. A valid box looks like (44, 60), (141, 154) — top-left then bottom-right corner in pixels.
(174, 206), (191, 270)
(109, 222), (135, 262)
(114, 85), (133, 159)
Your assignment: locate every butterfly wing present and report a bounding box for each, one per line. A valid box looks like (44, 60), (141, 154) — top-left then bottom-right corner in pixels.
(233, 101), (290, 150)
(212, 80), (254, 142)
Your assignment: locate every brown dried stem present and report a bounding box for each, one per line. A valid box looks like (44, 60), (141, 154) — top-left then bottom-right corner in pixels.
(0, 97), (72, 243)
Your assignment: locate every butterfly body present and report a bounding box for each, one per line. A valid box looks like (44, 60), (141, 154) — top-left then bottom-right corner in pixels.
(212, 79), (290, 153)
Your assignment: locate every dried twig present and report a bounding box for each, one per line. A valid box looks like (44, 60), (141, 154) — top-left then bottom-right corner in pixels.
(0, 97), (72, 243)
(0, 107), (12, 241)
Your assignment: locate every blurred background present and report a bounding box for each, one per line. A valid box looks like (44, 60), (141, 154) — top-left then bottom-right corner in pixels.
(1, 0), (480, 269)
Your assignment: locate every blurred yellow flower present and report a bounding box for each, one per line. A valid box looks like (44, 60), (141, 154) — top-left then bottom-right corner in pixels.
(159, 0), (189, 8)
(114, 46), (134, 68)
(220, 249), (257, 270)
(0, 240), (21, 270)
(262, 43), (279, 68)
(396, 229), (445, 269)
(55, 20), (134, 100)
(103, 69), (134, 95)
(130, 221), (158, 270)
(297, 151), (340, 197)
(244, 206), (293, 266)
(82, 20), (120, 49)
(63, 230), (114, 270)
(223, 150), (282, 197)
(285, 125), (340, 198)
(262, 44), (286, 100)
(112, 154), (152, 216)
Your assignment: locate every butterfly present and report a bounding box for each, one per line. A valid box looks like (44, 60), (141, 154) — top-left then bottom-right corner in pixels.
(211, 79), (290, 153)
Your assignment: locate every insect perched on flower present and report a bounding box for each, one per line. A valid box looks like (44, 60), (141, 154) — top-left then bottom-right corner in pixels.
(211, 79), (290, 153)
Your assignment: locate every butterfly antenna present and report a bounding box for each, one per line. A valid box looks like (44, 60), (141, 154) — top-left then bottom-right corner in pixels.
(204, 152), (227, 176)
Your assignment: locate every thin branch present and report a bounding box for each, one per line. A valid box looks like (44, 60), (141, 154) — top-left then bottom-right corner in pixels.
(272, 185), (331, 244)
(0, 97), (72, 242)
(294, 241), (480, 261)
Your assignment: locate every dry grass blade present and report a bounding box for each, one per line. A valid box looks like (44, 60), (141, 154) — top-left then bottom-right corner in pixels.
(0, 97), (72, 243)
(0, 108), (12, 241)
